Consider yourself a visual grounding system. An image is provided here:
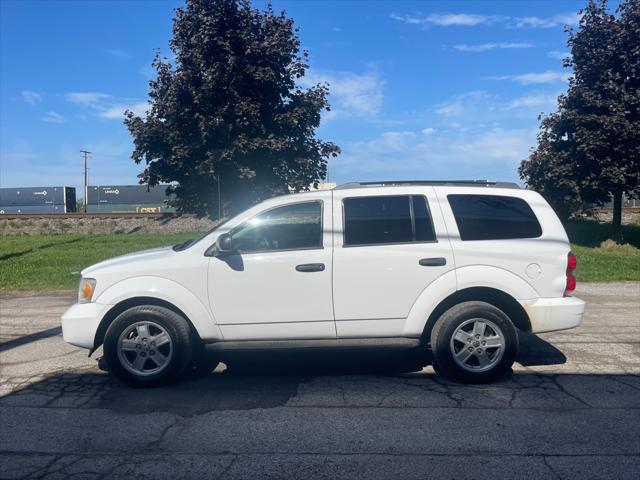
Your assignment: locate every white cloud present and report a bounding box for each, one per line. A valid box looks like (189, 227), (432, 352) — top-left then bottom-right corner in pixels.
(43, 111), (65, 123)
(548, 50), (570, 60)
(435, 91), (493, 118)
(66, 92), (112, 109)
(105, 48), (130, 59)
(96, 102), (149, 120)
(21, 90), (42, 105)
(505, 93), (558, 110)
(514, 13), (580, 28)
(334, 127), (535, 182)
(0, 139), (138, 189)
(433, 90), (558, 124)
(391, 12), (495, 26)
(300, 69), (384, 120)
(391, 11), (580, 29)
(329, 87), (561, 183)
(454, 42), (533, 52)
(65, 92), (147, 120)
(423, 13), (492, 26)
(487, 70), (570, 84)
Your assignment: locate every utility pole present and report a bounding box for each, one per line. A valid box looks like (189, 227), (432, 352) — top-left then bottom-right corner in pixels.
(80, 150), (91, 213)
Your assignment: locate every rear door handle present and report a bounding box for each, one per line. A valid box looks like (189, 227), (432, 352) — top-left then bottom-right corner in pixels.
(419, 257), (447, 267)
(296, 263), (325, 272)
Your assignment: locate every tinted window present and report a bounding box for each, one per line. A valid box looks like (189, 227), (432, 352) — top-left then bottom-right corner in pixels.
(448, 194), (542, 241)
(413, 196), (436, 242)
(344, 195), (435, 246)
(232, 201), (322, 252)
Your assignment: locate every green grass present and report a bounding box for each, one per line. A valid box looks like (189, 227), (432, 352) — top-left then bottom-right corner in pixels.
(566, 221), (640, 282)
(571, 243), (639, 282)
(0, 221), (638, 291)
(0, 233), (198, 291)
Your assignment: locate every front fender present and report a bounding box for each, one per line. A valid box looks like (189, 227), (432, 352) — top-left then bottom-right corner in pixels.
(95, 276), (223, 342)
(403, 266), (538, 337)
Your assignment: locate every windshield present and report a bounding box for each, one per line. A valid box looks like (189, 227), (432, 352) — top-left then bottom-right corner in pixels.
(172, 217), (231, 251)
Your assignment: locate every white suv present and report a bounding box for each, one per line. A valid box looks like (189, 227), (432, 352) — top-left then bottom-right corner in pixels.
(62, 181), (585, 386)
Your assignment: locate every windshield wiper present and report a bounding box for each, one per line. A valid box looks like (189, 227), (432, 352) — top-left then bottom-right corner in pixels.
(172, 240), (193, 252)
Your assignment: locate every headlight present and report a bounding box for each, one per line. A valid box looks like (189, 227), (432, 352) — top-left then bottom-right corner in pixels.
(78, 278), (97, 303)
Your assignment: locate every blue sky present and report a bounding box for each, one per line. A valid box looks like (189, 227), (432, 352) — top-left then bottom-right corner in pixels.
(0, 0), (596, 194)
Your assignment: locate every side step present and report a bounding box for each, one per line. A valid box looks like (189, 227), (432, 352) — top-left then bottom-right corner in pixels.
(204, 337), (421, 354)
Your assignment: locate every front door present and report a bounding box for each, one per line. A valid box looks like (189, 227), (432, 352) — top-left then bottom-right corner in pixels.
(208, 194), (335, 340)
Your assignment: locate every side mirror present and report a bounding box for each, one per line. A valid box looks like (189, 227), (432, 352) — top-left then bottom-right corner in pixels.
(205, 232), (234, 257)
(217, 233), (233, 252)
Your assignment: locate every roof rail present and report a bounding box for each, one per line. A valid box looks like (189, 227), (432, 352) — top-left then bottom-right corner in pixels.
(334, 180), (520, 190)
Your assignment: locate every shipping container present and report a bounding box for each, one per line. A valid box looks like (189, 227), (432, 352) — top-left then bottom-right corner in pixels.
(0, 186), (76, 208)
(86, 203), (176, 213)
(0, 204), (68, 214)
(87, 185), (173, 205)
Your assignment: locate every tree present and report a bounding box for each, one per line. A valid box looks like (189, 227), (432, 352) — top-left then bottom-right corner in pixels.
(125, 0), (340, 218)
(519, 0), (639, 241)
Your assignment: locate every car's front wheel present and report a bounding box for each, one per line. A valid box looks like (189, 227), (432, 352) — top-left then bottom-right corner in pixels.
(103, 305), (194, 387)
(430, 301), (518, 383)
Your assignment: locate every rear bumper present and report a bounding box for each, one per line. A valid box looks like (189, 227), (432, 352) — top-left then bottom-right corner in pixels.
(61, 302), (109, 349)
(521, 296), (586, 334)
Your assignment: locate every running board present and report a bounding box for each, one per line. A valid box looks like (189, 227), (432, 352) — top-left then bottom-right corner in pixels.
(204, 337), (421, 353)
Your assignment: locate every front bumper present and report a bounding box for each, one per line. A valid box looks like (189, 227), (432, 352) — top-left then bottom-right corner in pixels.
(522, 296), (586, 334)
(61, 302), (109, 349)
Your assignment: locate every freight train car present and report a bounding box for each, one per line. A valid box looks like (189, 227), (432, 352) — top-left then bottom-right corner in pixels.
(0, 186), (76, 213)
(86, 185), (175, 213)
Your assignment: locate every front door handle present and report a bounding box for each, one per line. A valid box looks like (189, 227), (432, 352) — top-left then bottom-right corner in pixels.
(296, 263), (325, 272)
(419, 257), (447, 267)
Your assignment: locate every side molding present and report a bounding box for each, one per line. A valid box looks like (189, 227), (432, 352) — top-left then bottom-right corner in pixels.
(95, 276), (223, 341)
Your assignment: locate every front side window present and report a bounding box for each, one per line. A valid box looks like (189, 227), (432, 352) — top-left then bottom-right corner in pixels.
(343, 195), (436, 246)
(231, 201), (322, 253)
(448, 194), (542, 241)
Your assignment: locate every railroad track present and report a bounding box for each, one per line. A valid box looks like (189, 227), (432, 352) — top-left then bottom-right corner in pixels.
(0, 212), (187, 220)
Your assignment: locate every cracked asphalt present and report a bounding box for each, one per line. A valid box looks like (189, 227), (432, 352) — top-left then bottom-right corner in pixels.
(1, 283), (639, 479)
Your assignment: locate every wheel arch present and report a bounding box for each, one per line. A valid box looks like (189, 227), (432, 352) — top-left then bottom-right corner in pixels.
(90, 276), (223, 354)
(93, 297), (201, 352)
(420, 287), (531, 345)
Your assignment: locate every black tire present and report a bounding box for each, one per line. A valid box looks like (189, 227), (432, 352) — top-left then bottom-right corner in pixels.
(103, 305), (194, 387)
(430, 301), (518, 383)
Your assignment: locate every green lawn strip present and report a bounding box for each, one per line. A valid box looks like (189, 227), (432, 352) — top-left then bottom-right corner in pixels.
(1, 225), (638, 291)
(566, 220), (639, 282)
(571, 244), (640, 282)
(0, 233), (198, 291)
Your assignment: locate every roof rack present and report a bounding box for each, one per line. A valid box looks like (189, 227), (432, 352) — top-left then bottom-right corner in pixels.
(334, 180), (520, 190)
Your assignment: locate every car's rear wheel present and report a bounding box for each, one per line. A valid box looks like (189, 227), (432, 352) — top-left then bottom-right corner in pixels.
(430, 301), (518, 383)
(103, 305), (194, 387)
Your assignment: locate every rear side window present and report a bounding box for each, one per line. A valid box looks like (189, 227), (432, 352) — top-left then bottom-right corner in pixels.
(448, 194), (542, 241)
(343, 195), (436, 246)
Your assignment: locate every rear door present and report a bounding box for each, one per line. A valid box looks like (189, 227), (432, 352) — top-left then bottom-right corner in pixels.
(332, 187), (454, 337)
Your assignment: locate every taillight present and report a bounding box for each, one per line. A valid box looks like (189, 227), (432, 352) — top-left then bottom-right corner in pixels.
(564, 252), (577, 297)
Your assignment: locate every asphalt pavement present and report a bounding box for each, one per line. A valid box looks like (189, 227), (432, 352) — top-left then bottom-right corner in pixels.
(0, 283), (639, 479)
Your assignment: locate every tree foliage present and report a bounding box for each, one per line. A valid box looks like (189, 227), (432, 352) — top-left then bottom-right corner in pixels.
(519, 0), (639, 239)
(125, 0), (340, 217)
